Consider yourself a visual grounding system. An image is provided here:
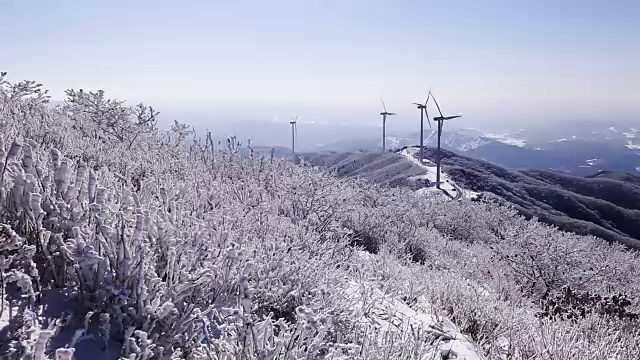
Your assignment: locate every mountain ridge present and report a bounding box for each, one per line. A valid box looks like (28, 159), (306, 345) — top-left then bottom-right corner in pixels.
(311, 125), (640, 176)
(302, 147), (640, 249)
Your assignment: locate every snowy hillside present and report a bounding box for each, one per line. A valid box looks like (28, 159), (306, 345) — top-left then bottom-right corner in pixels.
(400, 147), (480, 200)
(2, 75), (640, 360)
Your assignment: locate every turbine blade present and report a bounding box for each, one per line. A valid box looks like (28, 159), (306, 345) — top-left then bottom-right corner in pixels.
(424, 108), (432, 129)
(431, 92), (444, 118)
(381, 97), (387, 113)
(425, 88), (433, 107)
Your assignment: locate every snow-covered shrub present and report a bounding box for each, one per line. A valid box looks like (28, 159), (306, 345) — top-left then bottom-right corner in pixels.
(1, 73), (639, 359)
(484, 217), (640, 298)
(538, 285), (639, 321)
(63, 89), (158, 149)
(1, 74), (446, 359)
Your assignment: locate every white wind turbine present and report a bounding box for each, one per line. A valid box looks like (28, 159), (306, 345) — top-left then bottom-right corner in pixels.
(289, 116), (298, 157)
(431, 92), (461, 189)
(412, 89), (432, 164)
(380, 98), (396, 153)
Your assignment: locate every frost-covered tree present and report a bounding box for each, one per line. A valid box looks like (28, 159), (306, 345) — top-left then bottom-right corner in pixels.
(0, 73), (638, 359)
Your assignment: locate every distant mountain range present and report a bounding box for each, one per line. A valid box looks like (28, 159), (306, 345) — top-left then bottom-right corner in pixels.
(302, 148), (640, 249)
(154, 107), (639, 175)
(313, 124), (640, 176)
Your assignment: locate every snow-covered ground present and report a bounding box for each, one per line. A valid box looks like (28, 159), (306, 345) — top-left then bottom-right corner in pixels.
(625, 141), (640, 149)
(345, 279), (482, 360)
(585, 158), (599, 166)
(483, 133), (527, 147)
(0, 299), (9, 333)
(400, 147), (480, 200)
(346, 252), (483, 359)
(383, 136), (412, 151)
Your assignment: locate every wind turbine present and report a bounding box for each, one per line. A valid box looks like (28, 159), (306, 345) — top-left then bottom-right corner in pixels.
(431, 92), (461, 189)
(289, 116), (298, 158)
(380, 98), (396, 153)
(412, 90), (432, 164)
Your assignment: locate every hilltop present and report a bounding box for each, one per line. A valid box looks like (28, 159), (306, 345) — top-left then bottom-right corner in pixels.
(1, 75), (639, 359)
(303, 147), (640, 249)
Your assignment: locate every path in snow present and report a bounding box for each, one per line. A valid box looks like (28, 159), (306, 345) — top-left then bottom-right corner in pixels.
(400, 147), (480, 200)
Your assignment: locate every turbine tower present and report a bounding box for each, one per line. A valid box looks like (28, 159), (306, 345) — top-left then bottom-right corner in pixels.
(380, 98), (396, 153)
(289, 116), (298, 158)
(412, 91), (432, 164)
(431, 93), (461, 189)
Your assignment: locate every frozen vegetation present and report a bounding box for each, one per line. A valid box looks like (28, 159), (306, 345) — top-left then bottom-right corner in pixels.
(0, 73), (639, 359)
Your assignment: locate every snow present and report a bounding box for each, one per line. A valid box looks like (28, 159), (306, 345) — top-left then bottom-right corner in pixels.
(400, 147), (480, 200)
(384, 136), (406, 150)
(636, 167), (640, 173)
(609, 126), (618, 132)
(441, 134), (490, 151)
(345, 278), (482, 360)
(0, 299), (9, 331)
(621, 127), (637, 138)
(500, 138), (527, 147)
(454, 127), (485, 137)
(483, 133), (527, 147)
(625, 141), (640, 150)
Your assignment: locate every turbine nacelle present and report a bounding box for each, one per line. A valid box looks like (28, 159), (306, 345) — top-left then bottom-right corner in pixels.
(414, 94), (432, 129)
(380, 97), (396, 116)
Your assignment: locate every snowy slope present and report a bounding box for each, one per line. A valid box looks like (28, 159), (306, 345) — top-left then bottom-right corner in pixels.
(345, 278), (482, 360)
(400, 147), (480, 200)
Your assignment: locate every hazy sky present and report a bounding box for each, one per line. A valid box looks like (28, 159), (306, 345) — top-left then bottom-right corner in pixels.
(3, 0), (639, 129)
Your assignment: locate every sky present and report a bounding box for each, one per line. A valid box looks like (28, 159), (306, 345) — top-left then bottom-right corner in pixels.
(2, 0), (639, 131)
